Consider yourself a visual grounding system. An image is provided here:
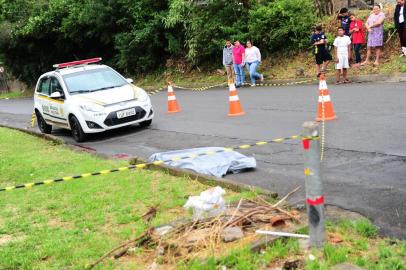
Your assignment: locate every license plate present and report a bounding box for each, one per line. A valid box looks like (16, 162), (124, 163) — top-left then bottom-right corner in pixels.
(117, 108), (136, 119)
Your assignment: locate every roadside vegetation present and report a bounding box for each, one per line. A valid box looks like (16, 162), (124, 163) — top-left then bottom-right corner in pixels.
(0, 0), (314, 86)
(1, 1), (404, 94)
(183, 219), (406, 270)
(0, 127), (246, 269)
(1, 127), (405, 269)
(0, 90), (25, 99)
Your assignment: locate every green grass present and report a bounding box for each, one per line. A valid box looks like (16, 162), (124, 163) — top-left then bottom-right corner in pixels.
(0, 127), (248, 269)
(0, 130), (405, 270)
(134, 69), (226, 91)
(0, 90), (26, 99)
(182, 218), (406, 270)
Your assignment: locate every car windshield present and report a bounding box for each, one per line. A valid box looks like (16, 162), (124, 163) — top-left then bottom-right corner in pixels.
(63, 67), (127, 94)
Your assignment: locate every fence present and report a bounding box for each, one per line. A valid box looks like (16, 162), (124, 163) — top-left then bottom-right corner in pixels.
(0, 66), (9, 94)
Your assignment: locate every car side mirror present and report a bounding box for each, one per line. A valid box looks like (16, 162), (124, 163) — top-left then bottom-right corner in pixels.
(50, 92), (62, 99)
(126, 78), (134, 84)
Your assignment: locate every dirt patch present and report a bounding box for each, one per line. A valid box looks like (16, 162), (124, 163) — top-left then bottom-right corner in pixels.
(47, 217), (74, 229)
(325, 205), (366, 221)
(0, 234), (25, 246)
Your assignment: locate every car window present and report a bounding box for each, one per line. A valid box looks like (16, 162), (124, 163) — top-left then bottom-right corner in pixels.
(50, 77), (64, 96)
(37, 77), (51, 95)
(62, 68), (127, 94)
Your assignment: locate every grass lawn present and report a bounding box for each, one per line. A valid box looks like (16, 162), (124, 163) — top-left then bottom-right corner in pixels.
(1, 128), (405, 270)
(0, 127), (247, 269)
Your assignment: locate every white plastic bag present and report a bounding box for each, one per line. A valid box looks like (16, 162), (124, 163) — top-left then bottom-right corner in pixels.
(184, 186), (226, 220)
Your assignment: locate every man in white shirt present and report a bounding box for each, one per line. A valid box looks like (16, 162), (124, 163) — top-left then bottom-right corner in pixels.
(333, 27), (352, 84)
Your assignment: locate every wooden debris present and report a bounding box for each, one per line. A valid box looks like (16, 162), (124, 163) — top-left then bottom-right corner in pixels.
(90, 188), (304, 268)
(142, 207), (158, 223)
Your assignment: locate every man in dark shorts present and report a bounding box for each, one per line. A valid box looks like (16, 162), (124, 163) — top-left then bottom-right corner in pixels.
(311, 25), (332, 77)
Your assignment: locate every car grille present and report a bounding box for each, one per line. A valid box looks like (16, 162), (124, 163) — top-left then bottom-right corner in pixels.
(103, 107), (147, 127)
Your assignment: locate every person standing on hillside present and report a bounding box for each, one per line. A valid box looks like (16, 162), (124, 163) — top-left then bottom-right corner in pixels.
(223, 39), (234, 82)
(349, 12), (365, 67)
(337, 8), (351, 36)
(232, 40), (245, 87)
(362, 4), (386, 67)
(334, 27), (352, 84)
(244, 40), (264, 86)
(310, 25), (332, 77)
(394, 0), (406, 57)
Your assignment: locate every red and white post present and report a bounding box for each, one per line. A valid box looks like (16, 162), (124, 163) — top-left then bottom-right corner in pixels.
(302, 121), (325, 247)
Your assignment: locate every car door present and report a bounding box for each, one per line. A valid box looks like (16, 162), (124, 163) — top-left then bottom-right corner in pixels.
(47, 77), (69, 127)
(36, 77), (52, 121)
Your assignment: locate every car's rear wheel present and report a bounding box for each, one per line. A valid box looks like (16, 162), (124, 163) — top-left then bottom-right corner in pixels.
(139, 119), (152, 127)
(36, 111), (52, 134)
(69, 115), (87, 142)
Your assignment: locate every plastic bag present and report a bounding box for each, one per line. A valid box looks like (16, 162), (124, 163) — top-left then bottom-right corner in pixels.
(184, 186), (226, 220)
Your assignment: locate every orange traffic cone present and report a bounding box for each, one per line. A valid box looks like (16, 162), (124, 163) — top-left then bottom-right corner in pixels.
(167, 84), (181, 114)
(228, 80), (245, 117)
(316, 74), (337, 121)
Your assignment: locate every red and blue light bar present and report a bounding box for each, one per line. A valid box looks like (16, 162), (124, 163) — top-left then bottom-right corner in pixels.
(53, 57), (102, 69)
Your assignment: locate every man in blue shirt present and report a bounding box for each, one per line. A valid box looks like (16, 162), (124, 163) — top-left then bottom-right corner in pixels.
(311, 25), (332, 77)
(337, 8), (351, 36)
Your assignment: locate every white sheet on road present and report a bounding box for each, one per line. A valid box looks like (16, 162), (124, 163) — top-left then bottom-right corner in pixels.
(148, 147), (256, 177)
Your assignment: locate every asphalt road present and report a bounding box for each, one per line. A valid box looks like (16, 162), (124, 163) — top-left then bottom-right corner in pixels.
(0, 81), (405, 238)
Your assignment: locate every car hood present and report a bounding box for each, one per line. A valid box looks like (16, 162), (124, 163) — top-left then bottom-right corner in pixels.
(71, 84), (143, 106)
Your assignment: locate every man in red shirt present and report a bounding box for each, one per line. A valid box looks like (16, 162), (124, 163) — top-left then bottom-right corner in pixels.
(349, 12), (365, 66)
(232, 40), (245, 87)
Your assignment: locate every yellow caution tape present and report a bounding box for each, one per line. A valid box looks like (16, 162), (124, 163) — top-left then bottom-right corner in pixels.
(1, 134), (318, 193)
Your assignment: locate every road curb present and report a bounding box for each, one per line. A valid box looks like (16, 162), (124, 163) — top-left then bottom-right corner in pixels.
(270, 73), (406, 86)
(144, 161), (279, 197)
(0, 124), (65, 145)
(0, 124), (278, 197)
(170, 72), (406, 91)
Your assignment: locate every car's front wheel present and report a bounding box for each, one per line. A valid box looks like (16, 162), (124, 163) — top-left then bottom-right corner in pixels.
(36, 111), (52, 134)
(139, 119), (152, 127)
(69, 115), (87, 142)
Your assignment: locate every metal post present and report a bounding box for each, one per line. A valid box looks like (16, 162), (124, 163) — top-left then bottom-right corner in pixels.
(302, 121), (325, 247)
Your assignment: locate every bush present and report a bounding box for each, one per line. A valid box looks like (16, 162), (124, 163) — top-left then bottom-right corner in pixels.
(0, 0), (317, 85)
(248, 0), (316, 53)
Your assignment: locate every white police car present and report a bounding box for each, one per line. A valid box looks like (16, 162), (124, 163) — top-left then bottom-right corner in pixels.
(34, 58), (153, 142)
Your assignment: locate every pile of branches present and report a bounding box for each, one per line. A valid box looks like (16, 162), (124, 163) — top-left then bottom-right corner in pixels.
(89, 187), (302, 269)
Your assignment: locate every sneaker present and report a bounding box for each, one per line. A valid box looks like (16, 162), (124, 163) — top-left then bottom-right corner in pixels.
(250, 84), (256, 87)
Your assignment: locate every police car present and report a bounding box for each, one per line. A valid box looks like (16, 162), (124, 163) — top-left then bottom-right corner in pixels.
(34, 58), (154, 142)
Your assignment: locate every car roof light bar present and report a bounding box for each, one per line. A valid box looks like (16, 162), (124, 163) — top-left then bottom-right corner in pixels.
(53, 57), (102, 69)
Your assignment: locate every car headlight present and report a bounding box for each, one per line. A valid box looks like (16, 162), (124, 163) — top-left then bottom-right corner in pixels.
(133, 86), (149, 102)
(79, 103), (104, 112)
